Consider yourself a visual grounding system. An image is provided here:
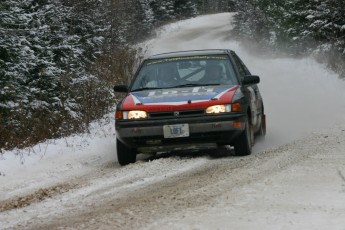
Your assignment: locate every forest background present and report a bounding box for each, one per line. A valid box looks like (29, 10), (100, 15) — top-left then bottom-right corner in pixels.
(1, 0), (344, 151)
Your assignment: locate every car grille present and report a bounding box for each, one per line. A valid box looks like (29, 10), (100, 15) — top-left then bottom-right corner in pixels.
(148, 110), (205, 119)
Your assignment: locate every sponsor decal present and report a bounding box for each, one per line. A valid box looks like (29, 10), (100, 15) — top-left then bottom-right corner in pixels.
(131, 86), (236, 106)
(147, 55), (228, 66)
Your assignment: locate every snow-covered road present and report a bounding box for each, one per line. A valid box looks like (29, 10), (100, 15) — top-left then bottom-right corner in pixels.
(1, 13), (345, 230)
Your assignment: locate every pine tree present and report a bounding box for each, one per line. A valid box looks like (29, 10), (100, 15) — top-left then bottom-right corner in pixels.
(174, 0), (198, 18)
(0, 0), (110, 148)
(233, 0), (345, 77)
(150, 0), (176, 22)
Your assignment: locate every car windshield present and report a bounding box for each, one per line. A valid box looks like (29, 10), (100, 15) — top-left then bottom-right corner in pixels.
(130, 55), (239, 91)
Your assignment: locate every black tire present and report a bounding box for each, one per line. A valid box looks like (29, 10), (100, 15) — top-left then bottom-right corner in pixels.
(234, 118), (252, 156)
(116, 139), (136, 166)
(257, 113), (266, 139)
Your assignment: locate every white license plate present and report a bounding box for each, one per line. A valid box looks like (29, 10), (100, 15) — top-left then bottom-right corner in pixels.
(163, 124), (189, 138)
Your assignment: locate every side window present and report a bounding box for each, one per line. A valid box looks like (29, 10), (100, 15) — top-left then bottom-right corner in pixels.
(232, 53), (250, 79)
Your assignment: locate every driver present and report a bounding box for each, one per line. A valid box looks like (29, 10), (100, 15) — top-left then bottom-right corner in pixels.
(200, 64), (224, 84)
(158, 63), (180, 87)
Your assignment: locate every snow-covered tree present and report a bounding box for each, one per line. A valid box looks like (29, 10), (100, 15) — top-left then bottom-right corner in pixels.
(1, 0), (202, 150)
(174, 0), (198, 18)
(193, 0), (234, 13)
(234, 0), (345, 70)
(0, 0), (109, 148)
(150, 0), (176, 21)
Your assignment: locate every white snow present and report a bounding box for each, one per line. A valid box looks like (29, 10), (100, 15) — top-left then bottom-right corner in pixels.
(1, 13), (345, 229)
(0, 114), (116, 199)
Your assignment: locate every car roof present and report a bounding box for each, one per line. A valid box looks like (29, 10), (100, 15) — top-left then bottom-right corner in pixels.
(147, 49), (233, 60)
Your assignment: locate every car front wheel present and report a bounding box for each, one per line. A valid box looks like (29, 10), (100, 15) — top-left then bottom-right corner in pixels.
(258, 113), (266, 137)
(116, 139), (136, 166)
(233, 118), (252, 156)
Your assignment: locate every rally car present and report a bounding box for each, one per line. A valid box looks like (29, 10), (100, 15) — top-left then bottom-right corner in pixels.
(114, 49), (266, 165)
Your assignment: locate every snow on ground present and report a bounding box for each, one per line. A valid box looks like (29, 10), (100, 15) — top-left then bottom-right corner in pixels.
(144, 127), (345, 230)
(0, 114), (117, 200)
(1, 13), (345, 230)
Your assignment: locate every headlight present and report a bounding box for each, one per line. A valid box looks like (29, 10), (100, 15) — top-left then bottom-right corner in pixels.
(127, 110), (147, 119)
(205, 105), (231, 114)
(116, 110), (147, 120)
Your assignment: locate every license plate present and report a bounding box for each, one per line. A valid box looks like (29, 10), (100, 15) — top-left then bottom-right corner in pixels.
(163, 124), (189, 138)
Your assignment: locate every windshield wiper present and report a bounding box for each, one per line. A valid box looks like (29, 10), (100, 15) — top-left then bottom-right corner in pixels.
(171, 83), (204, 88)
(199, 83), (221, 86)
(174, 83), (221, 88)
(131, 87), (163, 92)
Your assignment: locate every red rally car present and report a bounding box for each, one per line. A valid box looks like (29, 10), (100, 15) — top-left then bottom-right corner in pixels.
(114, 49), (266, 165)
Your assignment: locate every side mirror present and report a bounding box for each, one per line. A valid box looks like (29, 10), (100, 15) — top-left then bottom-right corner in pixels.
(242, 75), (260, 85)
(114, 85), (129, 93)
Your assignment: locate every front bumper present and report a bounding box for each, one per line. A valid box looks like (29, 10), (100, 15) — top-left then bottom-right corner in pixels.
(115, 113), (246, 152)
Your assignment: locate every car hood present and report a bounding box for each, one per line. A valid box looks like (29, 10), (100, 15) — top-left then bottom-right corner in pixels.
(120, 85), (239, 112)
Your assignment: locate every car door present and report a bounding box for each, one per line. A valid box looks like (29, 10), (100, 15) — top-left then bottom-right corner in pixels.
(231, 52), (263, 129)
